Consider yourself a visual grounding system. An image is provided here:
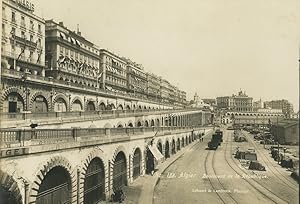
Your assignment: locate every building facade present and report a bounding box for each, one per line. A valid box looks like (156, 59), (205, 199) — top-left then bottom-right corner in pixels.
(216, 90), (253, 112)
(1, 14), (188, 115)
(264, 100), (294, 118)
(99, 49), (127, 94)
(1, 0), (45, 113)
(253, 99), (264, 111)
(270, 119), (299, 145)
(146, 72), (161, 101)
(126, 60), (147, 100)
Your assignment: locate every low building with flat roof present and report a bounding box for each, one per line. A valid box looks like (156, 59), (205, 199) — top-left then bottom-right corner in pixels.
(270, 119), (299, 145)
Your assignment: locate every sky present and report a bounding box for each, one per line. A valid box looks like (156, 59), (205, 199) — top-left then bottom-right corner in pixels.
(32, 0), (299, 111)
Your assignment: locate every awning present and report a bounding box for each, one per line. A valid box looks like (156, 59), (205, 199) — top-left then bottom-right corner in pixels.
(148, 145), (164, 161)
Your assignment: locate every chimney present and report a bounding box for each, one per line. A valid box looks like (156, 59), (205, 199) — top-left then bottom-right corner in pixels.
(77, 24), (81, 36)
(59, 21), (64, 26)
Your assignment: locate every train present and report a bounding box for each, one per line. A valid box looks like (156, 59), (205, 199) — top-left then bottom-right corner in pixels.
(208, 129), (223, 150)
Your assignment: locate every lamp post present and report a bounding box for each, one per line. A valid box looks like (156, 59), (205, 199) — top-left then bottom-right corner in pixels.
(21, 71), (30, 112)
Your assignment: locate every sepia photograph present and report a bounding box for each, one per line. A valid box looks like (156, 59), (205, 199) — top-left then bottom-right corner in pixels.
(0, 0), (299, 203)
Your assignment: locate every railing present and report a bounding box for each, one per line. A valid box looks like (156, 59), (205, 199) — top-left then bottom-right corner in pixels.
(0, 125), (205, 148)
(1, 68), (188, 108)
(0, 107), (201, 122)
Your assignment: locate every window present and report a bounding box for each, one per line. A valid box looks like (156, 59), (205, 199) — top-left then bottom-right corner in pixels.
(1, 42), (5, 53)
(21, 31), (25, 39)
(59, 45), (63, 54)
(30, 20), (34, 30)
(21, 16), (25, 26)
(12, 11), (16, 22)
(30, 35), (33, 42)
(38, 38), (41, 46)
(11, 27), (16, 36)
(2, 24), (5, 35)
(38, 24), (41, 33)
(65, 48), (69, 56)
(29, 51), (33, 61)
(11, 43), (15, 51)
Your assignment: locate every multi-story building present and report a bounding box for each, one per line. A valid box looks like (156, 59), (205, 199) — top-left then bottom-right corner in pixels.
(264, 100), (294, 118)
(1, 10), (188, 115)
(257, 108), (282, 114)
(45, 20), (102, 112)
(253, 99), (264, 111)
(146, 72), (161, 101)
(180, 91), (187, 105)
(160, 78), (170, 103)
(99, 49), (127, 94)
(202, 99), (217, 107)
(216, 90), (253, 112)
(1, 0), (45, 112)
(126, 59), (147, 100)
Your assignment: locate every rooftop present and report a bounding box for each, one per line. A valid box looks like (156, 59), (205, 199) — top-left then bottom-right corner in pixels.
(273, 119), (299, 128)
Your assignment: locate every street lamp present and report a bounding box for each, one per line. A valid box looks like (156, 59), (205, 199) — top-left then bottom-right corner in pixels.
(21, 71), (30, 112)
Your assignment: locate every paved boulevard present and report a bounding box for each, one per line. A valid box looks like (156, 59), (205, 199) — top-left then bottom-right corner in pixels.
(153, 129), (298, 204)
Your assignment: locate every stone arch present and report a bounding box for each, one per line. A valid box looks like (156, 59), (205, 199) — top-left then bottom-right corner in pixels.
(0, 87), (26, 112)
(117, 104), (124, 110)
(116, 122), (124, 128)
(80, 149), (108, 203)
(53, 93), (69, 112)
(156, 139), (163, 154)
(136, 120), (143, 127)
(110, 103), (116, 110)
(171, 138), (176, 154)
(0, 170), (22, 204)
(111, 146), (129, 188)
(127, 120), (134, 127)
(71, 97), (83, 111)
(130, 147), (144, 180)
(156, 118), (160, 126)
(150, 119), (155, 127)
(165, 139), (170, 158)
(104, 123), (112, 128)
(177, 138), (181, 151)
(144, 120), (149, 127)
(29, 156), (76, 204)
(29, 92), (51, 112)
(111, 146), (128, 165)
(99, 102), (106, 111)
(86, 99), (96, 111)
(125, 104), (131, 110)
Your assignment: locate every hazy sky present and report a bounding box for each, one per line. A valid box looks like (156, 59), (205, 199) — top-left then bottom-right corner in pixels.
(32, 0), (299, 111)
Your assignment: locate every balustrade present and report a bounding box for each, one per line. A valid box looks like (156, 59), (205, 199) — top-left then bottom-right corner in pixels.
(0, 125), (204, 148)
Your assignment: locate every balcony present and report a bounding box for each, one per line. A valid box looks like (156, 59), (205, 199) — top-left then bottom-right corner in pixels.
(2, 51), (44, 66)
(13, 35), (38, 49)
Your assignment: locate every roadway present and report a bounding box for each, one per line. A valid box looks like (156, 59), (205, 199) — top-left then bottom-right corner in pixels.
(153, 129), (299, 204)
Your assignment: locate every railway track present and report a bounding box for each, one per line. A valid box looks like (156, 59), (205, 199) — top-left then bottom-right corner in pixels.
(204, 146), (238, 204)
(224, 130), (289, 204)
(242, 131), (298, 192)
